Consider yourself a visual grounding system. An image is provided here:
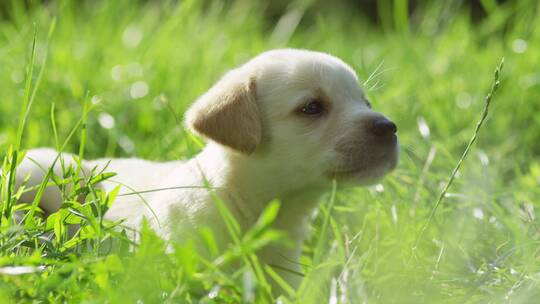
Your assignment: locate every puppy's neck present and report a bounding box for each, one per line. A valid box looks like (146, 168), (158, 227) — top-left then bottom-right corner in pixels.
(192, 143), (326, 229)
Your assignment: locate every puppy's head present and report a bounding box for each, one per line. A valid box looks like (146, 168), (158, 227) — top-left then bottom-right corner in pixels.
(186, 49), (398, 185)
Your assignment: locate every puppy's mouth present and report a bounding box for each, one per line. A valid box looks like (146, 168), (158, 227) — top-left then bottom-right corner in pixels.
(327, 138), (399, 183)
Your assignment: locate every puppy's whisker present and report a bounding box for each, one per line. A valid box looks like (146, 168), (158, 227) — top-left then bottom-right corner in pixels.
(364, 60), (385, 87)
(367, 79), (381, 92)
(364, 62), (395, 90)
(369, 81), (386, 92)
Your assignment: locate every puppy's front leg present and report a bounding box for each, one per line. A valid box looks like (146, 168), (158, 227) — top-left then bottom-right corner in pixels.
(259, 191), (323, 291)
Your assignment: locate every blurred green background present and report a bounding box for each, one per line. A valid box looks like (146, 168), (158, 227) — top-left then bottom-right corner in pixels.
(1, 0), (540, 303)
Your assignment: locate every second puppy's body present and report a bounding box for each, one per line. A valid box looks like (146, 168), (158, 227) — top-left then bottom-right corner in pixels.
(16, 49), (399, 287)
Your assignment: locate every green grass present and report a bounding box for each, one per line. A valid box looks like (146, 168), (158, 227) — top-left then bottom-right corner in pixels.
(1, 0), (540, 302)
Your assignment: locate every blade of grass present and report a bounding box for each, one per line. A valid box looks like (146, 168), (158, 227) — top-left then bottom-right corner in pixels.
(411, 58), (505, 255)
(76, 92), (91, 178)
(4, 20), (56, 223)
(313, 179), (337, 265)
(394, 0), (410, 33)
(14, 24), (37, 151)
(264, 264), (295, 297)
(3, 25), (38, 223)
(24, 115), (86, 223)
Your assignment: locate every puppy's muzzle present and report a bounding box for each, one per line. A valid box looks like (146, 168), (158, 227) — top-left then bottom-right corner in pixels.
(331, 114), (399, 179)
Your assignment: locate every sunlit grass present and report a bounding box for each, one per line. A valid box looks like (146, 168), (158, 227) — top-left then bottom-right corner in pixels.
(1, 0), (540, 302)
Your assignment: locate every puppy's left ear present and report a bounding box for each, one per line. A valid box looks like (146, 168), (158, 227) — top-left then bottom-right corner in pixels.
(185, 71), (261, 154)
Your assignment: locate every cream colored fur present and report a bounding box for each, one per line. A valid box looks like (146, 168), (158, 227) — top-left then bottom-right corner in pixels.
(14, 49), (399, 288)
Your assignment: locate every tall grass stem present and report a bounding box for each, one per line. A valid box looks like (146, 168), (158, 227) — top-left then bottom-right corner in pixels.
(412, 58), (505, 253)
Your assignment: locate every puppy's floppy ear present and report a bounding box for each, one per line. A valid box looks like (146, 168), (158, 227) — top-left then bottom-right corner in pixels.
(185, 70), (261, 154)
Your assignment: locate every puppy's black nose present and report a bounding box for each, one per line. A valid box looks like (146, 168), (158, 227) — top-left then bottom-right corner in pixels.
(371, 118), (397, 137)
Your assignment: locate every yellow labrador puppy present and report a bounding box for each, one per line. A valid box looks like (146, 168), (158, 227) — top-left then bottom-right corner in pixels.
(15, 49), (398, 286)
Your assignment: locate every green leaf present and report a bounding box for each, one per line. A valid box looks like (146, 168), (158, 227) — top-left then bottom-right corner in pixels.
(89, 172), (117, 185)
(105, 185), (122, 210)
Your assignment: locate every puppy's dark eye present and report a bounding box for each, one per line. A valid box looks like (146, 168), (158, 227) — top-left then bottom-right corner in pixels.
(299, 100), (325, 116)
